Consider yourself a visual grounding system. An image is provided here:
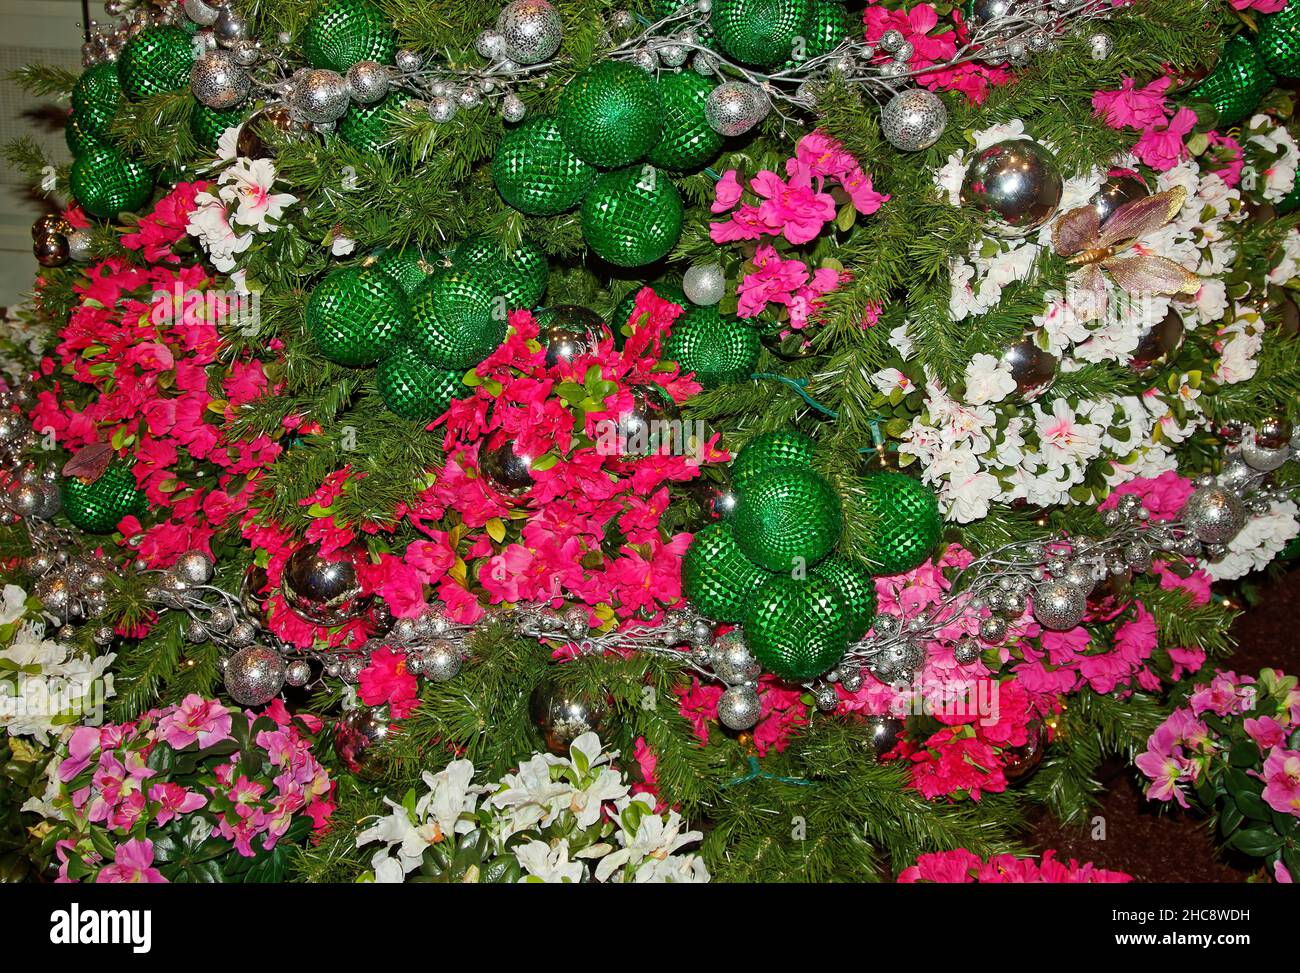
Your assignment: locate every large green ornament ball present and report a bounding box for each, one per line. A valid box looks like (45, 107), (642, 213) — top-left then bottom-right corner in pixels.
(191, 102), (245, 151)
(645, 71), (722, 172)
(1257, 3), (1300, 79)
(367, 246), (429, 295)
(1279, 175), (1300, 216)
(681, 522), (770, 622)
(303, 0), (397, 72)
(118, 26), (194, 101)
(580, 166), (683, 267)
(70, 144), (153, 219)
(742, 574), (849, 680)
(493, 116), (596, 216)
(456, 236), (549, 309)
(663, 305), (759, 387)
(305, 266), (408, 366)
(731, 429), (817, 492)
(711, 0), (813, 67)
(62, 465), (144, 534)
(813, 555), (877, 640)
(377, 344), (465, 421)
(71, 62), (121, 136)
(407, 268), (504, 369)
(338, 93), (406, 153)
(1188, 35), (1276, 127)
(785, 0), (852, 66)
(858, 471), (941, 576)
(732, 466), (841, 572)
(65, 115), (103, 158)
(557, 61), (663, 168)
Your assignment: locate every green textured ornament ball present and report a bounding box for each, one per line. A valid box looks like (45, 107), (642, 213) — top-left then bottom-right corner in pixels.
(118, 26), (194, 101)
(1187, 35), (1276, 128)
(367, 246), (429, 295)
(663, 305), (759, 387)
(557, 61), (663, 168)
(191, 102), (245, 151)
(580, 165), (683, 267)
(732, 466), (841, 572)
(338, 93), (406, 153)
(681, 522), (770, 622)
(645, 71), (722, 172)
(303, 0), (397, 72)
(377, 344), (465, 421)
(784, 0), (852, 66)
(731, 429), (817, 492)
(65, 114), (103, 158)
(61, 465), (144, 534)
(743, 574), (849, 680)
(1257, 3), (1300, 79)
(812, 555), (877, 640)
(70, 144), (153, 219)
(456, 236), (548, 309)
(71, 62), (121, 136)
(711, 0), (813, 67)
(306, 266), (408, 366)
(1279, 175), (1300, 216)
(406, 268), (504, 369)
(493, 115), (596, 216)
(858, 471), (941, 576)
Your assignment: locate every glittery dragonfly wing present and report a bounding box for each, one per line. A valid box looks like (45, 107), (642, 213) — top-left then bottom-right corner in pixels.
(1100, 253), (1201, 296)
(1095, 186), (1188, 250)
(1051, 205), (1101, 257)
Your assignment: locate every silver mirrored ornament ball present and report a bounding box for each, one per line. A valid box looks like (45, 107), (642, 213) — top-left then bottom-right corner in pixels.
(1129, 308), (1184, 373)
(717, 684), (761, 730)
(223, 644), (287, 706)
(1255, 416), (1292, 450)
(346, 60), (391, 104)
(1240, 438), (1291, 473)
(881, 88), (947, 152)
(213, 7), (248, 46)
(480, 437), (536, 496)
(496, 0), (563, 66)
(683, 263), (726, 305)
(960, 138), (1063, 237)
(1032, 579), (1088, 631)
(191, 50), (250, 109)
(529, 680), (609, 754)
(183, 0), (220, 26)
(967, 0), (1016, 27)
(1001, 337), (1058, 400)
(861, 715), (904, 757)
(1182, 484), (1246, 544)
(1091, 172), (1148, 225)
(281, 541), (371, 625)
(705, 81), (770, 138)
(288, 69), (351, 124)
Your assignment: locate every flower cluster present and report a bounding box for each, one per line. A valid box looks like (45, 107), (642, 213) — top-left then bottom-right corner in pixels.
(1137, 668), (1299, 881)
(899, 848), (1131, 883)
(187, 158), (297, 272)
(356, 732), (708, 883)
(0, 585), (115, 745)
(28, 695), (334, 882)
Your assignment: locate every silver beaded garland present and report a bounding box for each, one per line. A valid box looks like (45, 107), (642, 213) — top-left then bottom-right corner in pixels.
(1088, 32), (1114, 61)
(1182, 485), (1246, 544)
(880, 88), (947, 152)
(717, 684), (761, 730)
(223, 644), (286, 706)
(710, 632), (759, 684)
(173, 550), (214, 585)
(496, 0), (563, 66)
(424, 645), (462, 681)
(191, 50), (250, 109)
(289, 69), (351, 124)
(682, 263), (726, 306)
(705, 81), (769, 137)
(346, 60), (391, 104)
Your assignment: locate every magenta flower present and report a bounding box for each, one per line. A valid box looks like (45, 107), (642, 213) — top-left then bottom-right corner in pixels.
(1259, 747), (1300, 816)
(96, 838), (167, 884)
(711, 169), (743, 213)
(1132, 107), (1199, 172)
(1091, 76), (1172, 130)
(156, 694), (233, 750)
(750, 170), (837, 245)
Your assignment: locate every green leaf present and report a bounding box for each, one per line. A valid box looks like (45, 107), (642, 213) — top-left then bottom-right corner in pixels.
(1228, 827), (1283, 858)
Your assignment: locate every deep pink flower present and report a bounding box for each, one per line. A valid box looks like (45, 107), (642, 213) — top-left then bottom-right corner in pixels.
(155, 694), (233, 750)
(96, 838), (167, 883)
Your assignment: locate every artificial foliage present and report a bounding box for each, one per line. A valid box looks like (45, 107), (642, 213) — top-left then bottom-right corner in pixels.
(3, 0), (1300, 888)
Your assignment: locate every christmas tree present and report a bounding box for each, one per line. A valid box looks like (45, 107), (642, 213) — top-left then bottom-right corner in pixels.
(2, 0), (1299, 886)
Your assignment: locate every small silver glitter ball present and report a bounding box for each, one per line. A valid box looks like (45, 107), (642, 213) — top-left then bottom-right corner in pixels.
(1088, 32), (1114, 61)
(658, 43), (689, 68)
(223, 645), (286, 706)
(497, 0), (563, 66)
(879, 29), (904, 52)
(66, 229), (94, 262)
(207, 606), (235, 632)
(953, 637), (981, 665)
(173, 550), (214, 585)
(1218, 456), (1256, 495)
(424, 645), (462, 682)
(961, 138), (1063, 237)
(705, 81), (769, 137)
(1032, 580), (1088, 631)
(979, 615), (1008, 644)
(683, 263), (726, 305)
(458, 82), (483, 108)
(881, 87), (947, 152)
(1182, 485), (1246, 544)
(500, 92), (527, 122)
(717, 685), (762, 730)
(395, 49), (422, 71)
(710, 632), (760, 685)
(839, 666), (864, 693)
(285, 659), (312, 687)
(11, 485), (40, 517)
(191, 50), (250, 109)
(813, 684), (839, 712)
(183, 0), (220, 26)
(476, 29), (507, 61)
(289, 68), (351, 124)
(346, 60), (391, 104)
(1240, 439), (1291, 472)
(428, 95), (457, 122)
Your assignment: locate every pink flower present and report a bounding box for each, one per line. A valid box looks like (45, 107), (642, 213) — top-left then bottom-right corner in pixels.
(155, 694), (233, 750)
(711, 169), (744, 213)
(357, 647), (420, 720)
(1245, 715), (1288, 750)
(1091, 76), (1172, 130)
(1132, 107), (1199, 172)
(1258, 747), (1300, 816)
(148, 782), (207, 825)
(96, 838), (167, 883)
(750, 169), (837, 245)
(1230, 0), (1286, 10)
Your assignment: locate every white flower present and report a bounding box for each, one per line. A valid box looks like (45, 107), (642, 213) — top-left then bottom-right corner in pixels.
(1033, 398), (1103, 470)
(1206, 501), (1300, 581)
(962, 353), (1016, 406)
(871, 367), (914, 396)
(215, 124), (243, 163)
(1215, 330), (1263, 385)
(595, 795), (709, 883)
(416, 759), (482, 839)
(331, 234), (357, 256)
(186, 193), (253, 272)
(0, 584), (27, 625)
(220, 158), (298, 231)
(944, 469), (1003, 524)
(516, 838), (586, 883)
